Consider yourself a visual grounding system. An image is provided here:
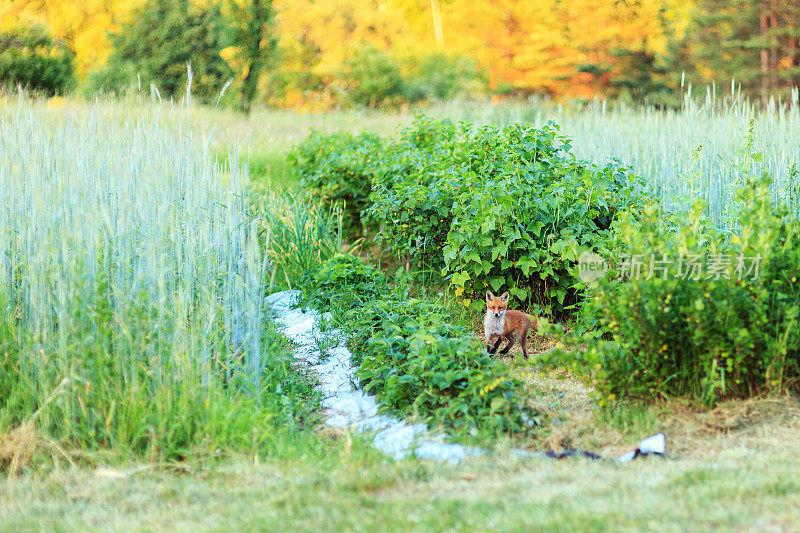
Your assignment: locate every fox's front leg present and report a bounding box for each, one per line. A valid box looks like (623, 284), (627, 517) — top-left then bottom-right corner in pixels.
(488, 335), (504, 354)
(486, 334), (496, 353)
(499, 333), (515, 354)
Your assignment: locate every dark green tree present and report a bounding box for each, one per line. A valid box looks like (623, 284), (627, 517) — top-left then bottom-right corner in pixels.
(607, 47), (680, 108)
(574, 4), (681, 108)
(338, 45), (404, 108)
(676, 0), (759, 93)
(402, 53), (485, 102)
(226, 0), (278, 113)
(676, 0), (800, 100)
(0, 24), (75, 96)
(108, 0), (233, 103)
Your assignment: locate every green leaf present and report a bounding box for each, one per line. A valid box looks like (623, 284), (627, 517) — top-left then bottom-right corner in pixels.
(488, 276), (505, 291)
(490, 397), (507, 411)
(451, 271), (471, 286)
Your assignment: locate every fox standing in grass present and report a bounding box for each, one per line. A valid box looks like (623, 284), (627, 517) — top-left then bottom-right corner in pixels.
(484, 291), (534, 359)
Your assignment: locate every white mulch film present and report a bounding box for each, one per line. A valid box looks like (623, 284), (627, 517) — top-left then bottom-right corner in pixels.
(267, 290), (665, 464)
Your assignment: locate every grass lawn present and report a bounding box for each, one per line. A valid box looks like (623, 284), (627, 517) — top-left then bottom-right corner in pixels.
(3, 392), (800, 532)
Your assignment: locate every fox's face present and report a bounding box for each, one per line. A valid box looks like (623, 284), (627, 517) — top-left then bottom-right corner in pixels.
(485, 291), (510, 318)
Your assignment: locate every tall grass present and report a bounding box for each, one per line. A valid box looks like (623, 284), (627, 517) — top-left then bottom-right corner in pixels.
(425, 90), (800, 225)
(250, 186), (352, 290)
(201, 90), (800, 225)
(0, 97), (318, 466)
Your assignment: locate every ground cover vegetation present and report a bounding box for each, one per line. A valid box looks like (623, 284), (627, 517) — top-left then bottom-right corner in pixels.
(297, 253), (540, 442)
(290, 113), (800, 409)
(5, 429), (800, 531)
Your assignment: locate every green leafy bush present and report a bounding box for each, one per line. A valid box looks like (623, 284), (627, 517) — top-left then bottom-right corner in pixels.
(368, 118), (570, 273)
(0, 24), (75, 95)
(81, 61), (139, 97)
(298, 253), (539, 440)
(403, 53), (486, 102)
(444, 137), (646, 316)
(347, 298), (538, 437)
(338, 44), (405, 108)
(292, 117), (646, 317)
(367, 118), (646, 315)
(289, 131), (383, 236)
(366, 116), (465, 270)
(576, 139), (800, 406)
(298, 253), (386, 311)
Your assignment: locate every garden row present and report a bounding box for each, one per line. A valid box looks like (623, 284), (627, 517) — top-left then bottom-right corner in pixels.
(288, 117), (800, 406)
(297, 253), (539, 441)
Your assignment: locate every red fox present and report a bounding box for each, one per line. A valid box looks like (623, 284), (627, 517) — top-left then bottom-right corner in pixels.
(484, 291), (534, 359)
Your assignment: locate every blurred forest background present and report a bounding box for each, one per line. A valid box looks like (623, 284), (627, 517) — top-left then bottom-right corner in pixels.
(2, 0), (800, 111)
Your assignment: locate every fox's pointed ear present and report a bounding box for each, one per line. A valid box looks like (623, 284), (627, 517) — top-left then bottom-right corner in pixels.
(486, 291), (494, 302)
(500, 292), (510, 302)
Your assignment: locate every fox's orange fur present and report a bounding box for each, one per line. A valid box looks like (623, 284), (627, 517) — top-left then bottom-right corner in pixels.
(484, 291), (535, 359)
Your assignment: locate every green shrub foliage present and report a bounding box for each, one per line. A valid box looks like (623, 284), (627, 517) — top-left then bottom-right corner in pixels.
(338, 45), (405, 108)
(106, 0), (233, 103)
(298, 253), (387, 310)
(301, 253), (539, 440)
(293, 116), (646, 317)
(367, 117), (465, 268)
(441, 124), (645, 316)
(0, 24), (75, 95)
(402, 53), (485, 102)
(81, 61), (139, 97)
(576, 140), (800, 406)
(349, 299), (538, 436)
(288, 131), (383, 235)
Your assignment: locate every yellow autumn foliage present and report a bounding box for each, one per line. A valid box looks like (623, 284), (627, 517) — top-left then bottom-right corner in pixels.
(1, 0), (695, 99)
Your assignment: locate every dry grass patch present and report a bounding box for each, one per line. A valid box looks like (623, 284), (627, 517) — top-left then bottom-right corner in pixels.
(0, 422), (40, 478)
(476, 322), (800, 461)
(508, 354), (800, 461)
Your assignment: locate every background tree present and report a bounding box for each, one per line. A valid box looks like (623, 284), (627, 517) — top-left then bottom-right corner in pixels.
(18, 0), (800, 107)
(0, 23), (75, 95)
(0, 0), (144, 75)
(402, 53), (485, 101)
(338, 45), (405, 107)
(223, 0), (277, 113)
(676, 0), (758, 93)
(107, 0), (232, 103)
(677, 0), (800, 101)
